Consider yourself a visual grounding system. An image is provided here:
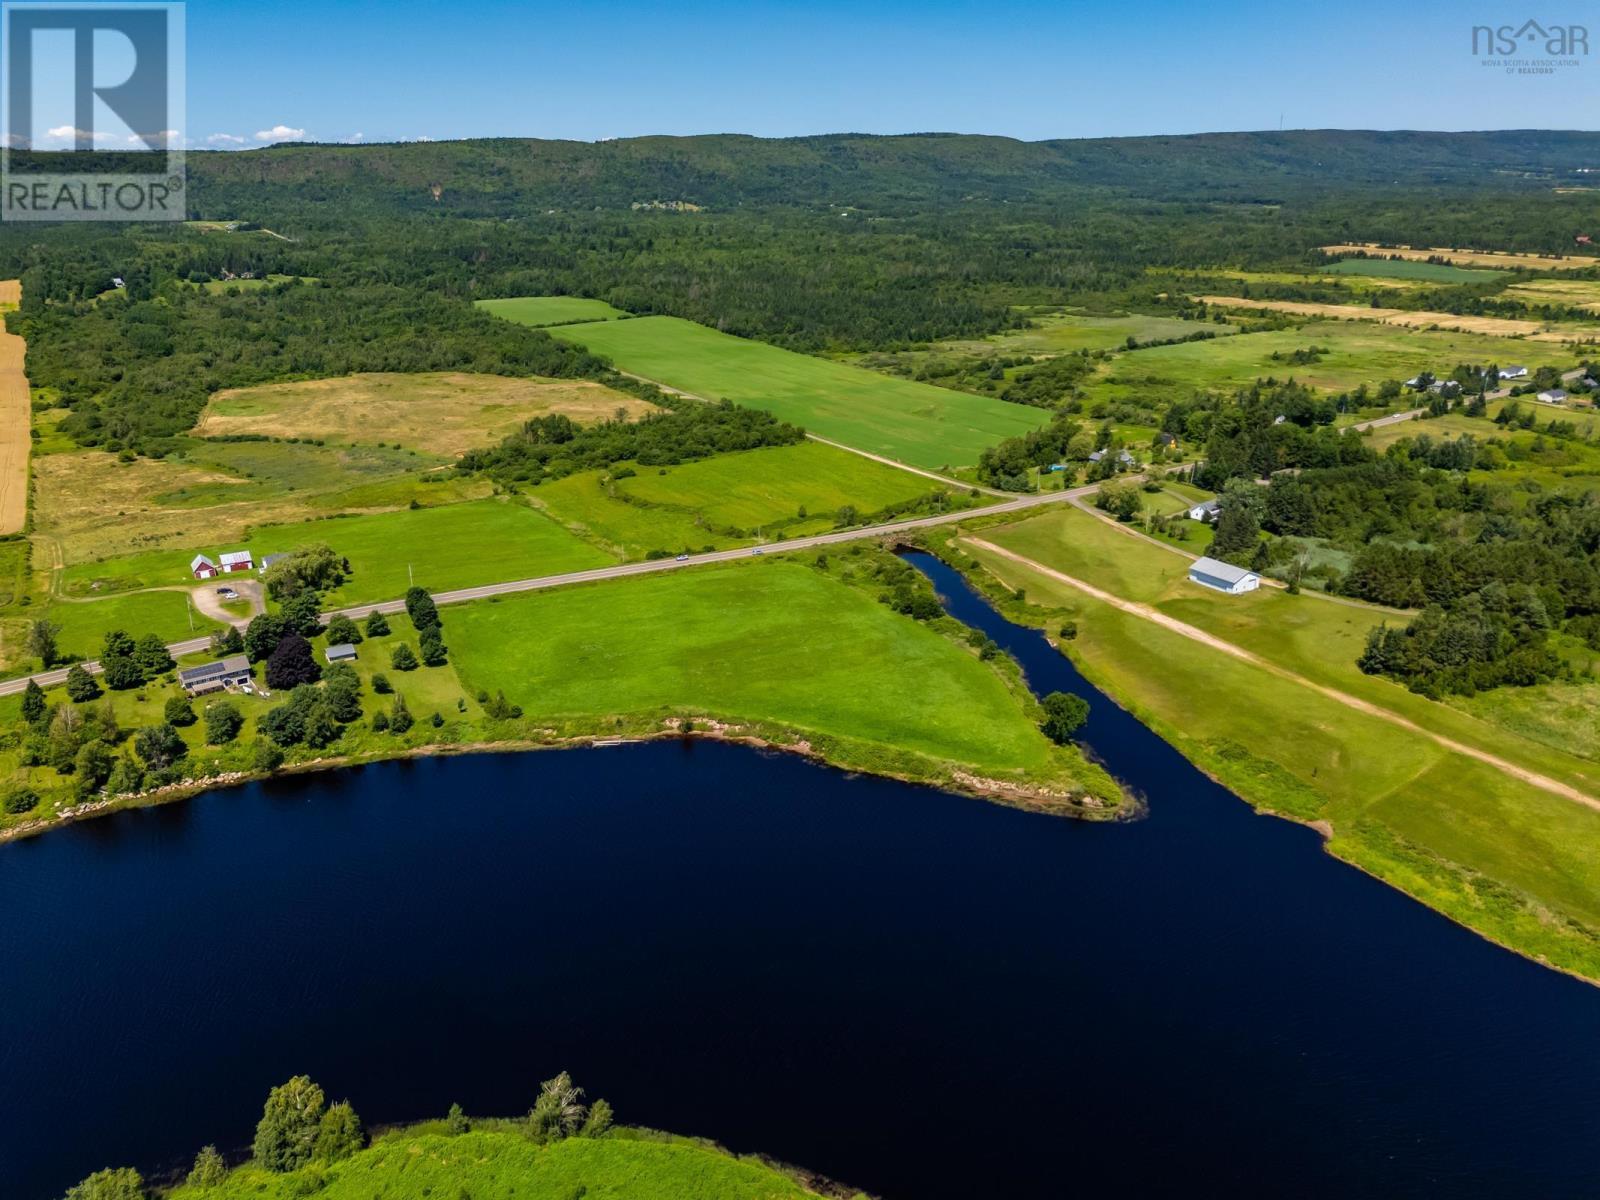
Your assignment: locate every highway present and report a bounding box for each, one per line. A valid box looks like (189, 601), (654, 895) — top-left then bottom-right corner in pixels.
(0, 480), (1099, 697)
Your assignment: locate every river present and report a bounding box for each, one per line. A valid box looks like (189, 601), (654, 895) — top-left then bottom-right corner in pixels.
(1, 553), (1597, 1198)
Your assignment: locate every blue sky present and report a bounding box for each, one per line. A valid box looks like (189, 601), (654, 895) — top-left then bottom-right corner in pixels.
(173, 0), (1598, 145)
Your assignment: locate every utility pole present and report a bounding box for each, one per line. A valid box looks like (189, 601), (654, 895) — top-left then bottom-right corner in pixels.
(408, 563), (414, 588)
(186, 597), (194, 632)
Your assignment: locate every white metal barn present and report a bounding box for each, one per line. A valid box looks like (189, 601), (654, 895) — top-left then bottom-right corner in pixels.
(1187, 556), (1261, 595)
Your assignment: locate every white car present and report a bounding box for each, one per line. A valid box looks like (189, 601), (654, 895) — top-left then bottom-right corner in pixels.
(675, 553), (689, 561)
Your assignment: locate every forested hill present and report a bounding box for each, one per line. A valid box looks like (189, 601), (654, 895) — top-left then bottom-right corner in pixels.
(169, 129), (1600, 216)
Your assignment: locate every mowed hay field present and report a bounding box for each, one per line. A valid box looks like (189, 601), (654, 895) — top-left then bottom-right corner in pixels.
(475, 296), (630, 326)
(195, 371), (656, 457)
(544, 315), (1045, 469)
(1198, 294), (1600, 341)
(448, 560), (1079, 783)
(0, 280), (28, 535)
(1084, 319), (1577, 402)
(1506, 278), (1600, 312)
(960, 506), (1600, 978)
(1321, 244), (1600, 271)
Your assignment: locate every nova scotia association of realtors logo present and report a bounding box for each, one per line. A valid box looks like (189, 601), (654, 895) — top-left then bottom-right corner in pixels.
(1472, 18), (1588, 73)
(0, 2), (185, 221)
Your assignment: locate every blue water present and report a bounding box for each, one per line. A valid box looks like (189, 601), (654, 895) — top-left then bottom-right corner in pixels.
(1, 554), (1597, 1198)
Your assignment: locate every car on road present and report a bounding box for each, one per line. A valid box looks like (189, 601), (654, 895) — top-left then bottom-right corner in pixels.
(752, 548), (764, 555)
(675, 553), (689, 561)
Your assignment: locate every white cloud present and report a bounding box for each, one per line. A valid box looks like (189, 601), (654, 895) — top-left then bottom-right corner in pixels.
(206, 132), (247, 146)
(254, 124), (307, 142)
(44, 125), (119, 144)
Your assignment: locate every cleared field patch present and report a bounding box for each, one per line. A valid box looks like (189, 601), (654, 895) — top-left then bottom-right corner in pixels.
(546, 315), (1045, 470)
(1505, 278), (1600, 312)
(1085, 319), (1577, 402)
(1321, 244), (1598, 271)
(531, 442), (970, 558)
(34, 442), (483, 565)
(1198, 294), (1600, 341)
(1319, 258), (1504, 283)
(992, 310), (1229, 354)
(196, 371), (655, 457)
(615, 441), (964, 532)
(476, 295), (629, 326)
(0, 282), (29, 534)
(448, 560), (1077, 783)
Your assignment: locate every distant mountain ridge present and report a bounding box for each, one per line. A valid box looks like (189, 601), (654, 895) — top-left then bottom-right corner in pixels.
(167, 129), (1600, 214)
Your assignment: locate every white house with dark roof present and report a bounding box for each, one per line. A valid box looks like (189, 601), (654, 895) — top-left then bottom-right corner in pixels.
(1188, 499), (1222, 523)
(1499, 365), (1528, 380)
(1537, 388), (1569, 404)
(1188, 556), (1260, 595)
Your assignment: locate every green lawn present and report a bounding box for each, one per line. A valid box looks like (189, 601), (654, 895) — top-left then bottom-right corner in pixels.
(167, 1126), (824, 1200)
(543, 315), (1045, 469)
(995, 310), (1231, 353)
(1320, 259), (1504, 283)
(955, 505), (1600, 979)
(476, 295), (631, 326)
(447, 559), (1083, 786)
(1084, 319), (1577, 403)
(46, 590), (223, 661)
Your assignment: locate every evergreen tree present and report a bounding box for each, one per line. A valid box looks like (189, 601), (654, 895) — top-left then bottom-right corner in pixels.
(65, 664), (100, 702)
(20, 678), (45, 725)
(364, 610), (391, 638)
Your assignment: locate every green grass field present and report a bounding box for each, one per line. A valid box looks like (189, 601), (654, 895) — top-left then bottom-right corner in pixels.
(258, 500), (616, 605)
(613, 441), (963, 531)
(534, 442), (961, 556)
(953, 505), (1600, 979)
(447, 558), (1094, 789)
(1320, 259), (1504, 283)
(56, 499), (616, 610)
(476, 295), (631, 326)
(166, 1126), (825, 1200)
(543, 315), (1045, 469)
(1084, 319), (1577, 403)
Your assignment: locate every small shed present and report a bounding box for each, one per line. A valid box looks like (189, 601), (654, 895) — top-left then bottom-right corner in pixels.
(324, 643), (358, 663)
(190, 554), (218, 580)
(1188, 556), (1261, 595)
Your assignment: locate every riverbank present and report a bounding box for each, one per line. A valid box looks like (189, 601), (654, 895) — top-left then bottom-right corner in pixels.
(0, 549), (1126, 844)
(911, 521), (1600, 986)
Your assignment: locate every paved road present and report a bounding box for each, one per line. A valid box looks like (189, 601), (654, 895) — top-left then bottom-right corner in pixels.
(0, 483), (1096, 697)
